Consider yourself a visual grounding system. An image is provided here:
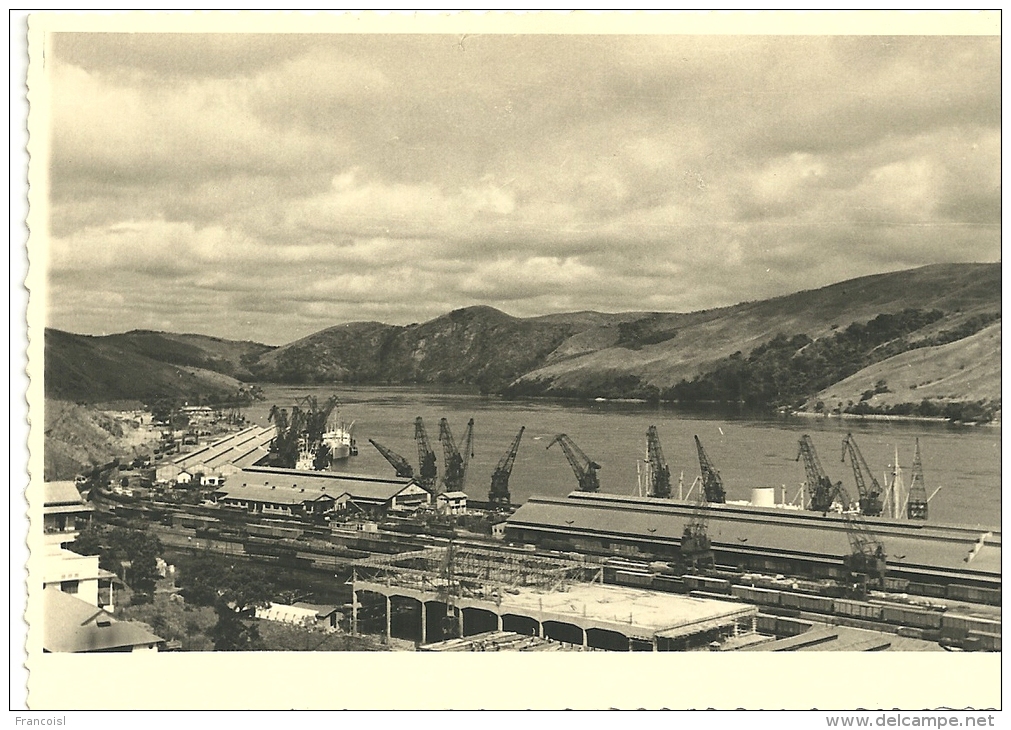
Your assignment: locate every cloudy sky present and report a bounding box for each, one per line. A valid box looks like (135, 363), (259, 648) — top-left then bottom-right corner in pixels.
(44, 29), (1000, 345)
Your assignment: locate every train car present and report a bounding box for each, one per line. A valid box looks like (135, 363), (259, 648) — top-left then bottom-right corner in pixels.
(780, 591), (835, 614)
(896, 626), (924, 639)
(731, 585), (782, 607)
(696, 576), (732, 594)
(907, 581), (947, 599)
(941, 613), (1002, 638)
(883, 576), (911, 593)
(833, 599), (884, 621)
(968, 631), (1001, 652)
(688, 590), (741, 602)
(614, 570), (654, 589)
(946, 584), (1002, 607)
(652, 575), (685, 595)
(879, 604), (943, 631)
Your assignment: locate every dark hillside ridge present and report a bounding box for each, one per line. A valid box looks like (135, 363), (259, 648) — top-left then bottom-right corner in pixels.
(45, 263), (999, 409)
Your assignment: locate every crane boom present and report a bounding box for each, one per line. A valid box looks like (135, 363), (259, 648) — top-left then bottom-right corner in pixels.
(645, 426), (672, 498)
(460, 418), (475, 482)
(694, 435), (727, 504)
(830, 481), (887, 591)
(489, 427), (524, 508)
(906, 438), (928, 520)
(797, 435), (836, 513)
(840, 433), (884, 517)
(439, 418), (471, 493)
(680, 466), (715, 573)
(414, 417), (438, 493)
(368, 439), (414, 479)
(547, 434), (600, 492)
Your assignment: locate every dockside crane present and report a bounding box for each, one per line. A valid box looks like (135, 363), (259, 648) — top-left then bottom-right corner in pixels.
(368, 439), (414, 479)
(414, 417), (439, 493)
(905, 438), (929, 520)
(547, 434), (600, 493)
(680, 472), (715, 574)
(439, 418), (474, 493)
(840, 433), (884, 517)
(267, 404), (306, 468)
(645, 426), (672, 498)
(489, 427), (524, 508)
(694, 435), (727, 504)
(797, 435), (837, 513)
(831, 482), (887, 595)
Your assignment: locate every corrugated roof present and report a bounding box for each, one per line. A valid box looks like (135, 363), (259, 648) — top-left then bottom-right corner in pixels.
(170, 426), (274, 470)
(506, 493), (1001, 579)
(218, 483), (345, 506)
(240, 467), (420, 503)
(44, 481), (84, 507)
(43, 588), (163, 653)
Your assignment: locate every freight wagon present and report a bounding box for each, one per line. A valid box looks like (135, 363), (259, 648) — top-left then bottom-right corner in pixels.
(833, 599), (884, 621)
(731, 585), (783, 607)
(652, 575), (685, 594)
(940, 613), (1001, 638)
(780, 591), (835, 614)
(879, 604), (943, 631)
(689, 590), (741, 602)
(614, 570), (654, 588)
(945, 584), (1002, 607)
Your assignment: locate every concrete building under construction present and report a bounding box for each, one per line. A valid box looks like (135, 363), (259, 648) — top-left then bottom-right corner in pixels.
(349, 544), (756, 651)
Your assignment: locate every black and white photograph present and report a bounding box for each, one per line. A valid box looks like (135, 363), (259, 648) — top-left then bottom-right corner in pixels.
(17, 10), (1001, 712)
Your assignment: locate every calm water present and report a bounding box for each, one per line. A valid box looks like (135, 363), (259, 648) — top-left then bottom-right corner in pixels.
(242, 385), (1001, 529)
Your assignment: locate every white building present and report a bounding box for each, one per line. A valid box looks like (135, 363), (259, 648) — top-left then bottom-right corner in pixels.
(42, 482), (116, 611)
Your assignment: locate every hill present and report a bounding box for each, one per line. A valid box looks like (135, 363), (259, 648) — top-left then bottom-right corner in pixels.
(810, 322), (1001, 418)
(44, 328), (263, 404)
(248, 305), (586, 393)
(505, 263), (1000, 399)
(44, 263), (1000, 416)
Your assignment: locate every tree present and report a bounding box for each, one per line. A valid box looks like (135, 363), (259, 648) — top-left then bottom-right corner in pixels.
(176, 553), (275, 651)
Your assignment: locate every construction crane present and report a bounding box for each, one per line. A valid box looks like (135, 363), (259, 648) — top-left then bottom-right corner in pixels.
(797, 435), (836, 513)
(694, 435), (727, 504)
(840, 433), (884, 517)
(645, 426), (672, 498)
(414, 417), (439, 493)
(905, 438), (929, 520)
(368, 439), (414, 479)
(547, 434), (600, 493)
(439, 418), (474, 493)
(489, 426), (524, 508)
(830, 481), (887, 594)
(438, 539), (461, 640)
(460, 418), (475, 484)
(680, 473), (715, 574)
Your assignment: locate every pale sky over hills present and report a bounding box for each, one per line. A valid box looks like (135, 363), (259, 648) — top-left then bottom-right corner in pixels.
(41, 17), (1000, 345)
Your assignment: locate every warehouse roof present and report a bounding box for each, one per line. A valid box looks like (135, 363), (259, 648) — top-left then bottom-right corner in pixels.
(217, 483), (344, 506)
(239, 467), (422, 504)
(506, 493), (1001, 580)
(169, 426), (275, 471)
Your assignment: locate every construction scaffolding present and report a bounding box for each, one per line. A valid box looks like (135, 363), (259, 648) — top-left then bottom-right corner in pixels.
(349, 544), (602, 599)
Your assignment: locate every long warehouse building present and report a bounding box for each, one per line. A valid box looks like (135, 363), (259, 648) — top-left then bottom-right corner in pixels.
(504, 492), (1001, 589)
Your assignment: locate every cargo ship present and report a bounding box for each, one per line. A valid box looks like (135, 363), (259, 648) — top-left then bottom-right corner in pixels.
(323, 416), (358, 461)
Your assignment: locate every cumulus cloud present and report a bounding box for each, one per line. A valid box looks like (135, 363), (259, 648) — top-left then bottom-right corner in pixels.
(44, 32), (1000, 344)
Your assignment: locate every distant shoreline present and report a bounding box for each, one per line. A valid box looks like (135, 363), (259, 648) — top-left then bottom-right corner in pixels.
(790, 409), (1000, 428)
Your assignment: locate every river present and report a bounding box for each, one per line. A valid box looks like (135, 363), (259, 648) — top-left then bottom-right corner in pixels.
(240, 385), (1001, 529)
